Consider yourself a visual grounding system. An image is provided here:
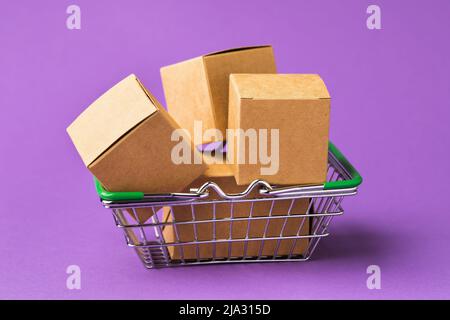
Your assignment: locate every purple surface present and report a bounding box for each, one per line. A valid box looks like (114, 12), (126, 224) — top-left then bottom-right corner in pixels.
(1, 0), (449, 300)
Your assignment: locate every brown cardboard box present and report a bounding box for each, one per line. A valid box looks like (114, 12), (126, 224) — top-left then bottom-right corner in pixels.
(162, 156), (311, 260)
(67, 74), (207, 223)
(160, 46), (277, 145)
(228, 74), (330, 186)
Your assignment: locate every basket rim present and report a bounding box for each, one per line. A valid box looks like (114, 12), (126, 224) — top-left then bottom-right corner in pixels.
(94, 141), (362, 201)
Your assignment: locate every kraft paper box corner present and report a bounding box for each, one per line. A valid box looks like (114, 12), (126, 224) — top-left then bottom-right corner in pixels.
(66, 74), (207, 223)
(228, 73), (331, 186)
(162, 152), (311, 260)
(160, 45), (277, 145)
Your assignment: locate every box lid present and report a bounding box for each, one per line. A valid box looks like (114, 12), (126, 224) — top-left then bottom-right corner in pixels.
(67, 74), (158, 167)
(230, 74), (330, 100)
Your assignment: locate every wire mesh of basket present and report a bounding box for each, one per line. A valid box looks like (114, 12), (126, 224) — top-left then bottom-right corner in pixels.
(96, 142), (362, 268)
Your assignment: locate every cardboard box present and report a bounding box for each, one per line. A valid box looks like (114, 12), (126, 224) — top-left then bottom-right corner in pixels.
(67, 74), (207, 223)
(162, 154), (311, 260)
(160, 46), (277, 145)
(228, 74), (330, 185)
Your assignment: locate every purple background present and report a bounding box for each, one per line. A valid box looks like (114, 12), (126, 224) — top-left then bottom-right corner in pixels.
(1, 0), (449, 299)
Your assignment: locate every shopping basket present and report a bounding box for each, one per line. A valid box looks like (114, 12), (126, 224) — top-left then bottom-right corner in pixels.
(95, 142), (362, 268)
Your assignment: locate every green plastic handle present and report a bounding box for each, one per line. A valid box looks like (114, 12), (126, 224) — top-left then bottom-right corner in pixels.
(94, 141), (362, 200)
(94, 177), (144, 201)
(325, 142), (363, 190)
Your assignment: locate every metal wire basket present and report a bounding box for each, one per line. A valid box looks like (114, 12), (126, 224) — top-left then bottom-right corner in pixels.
(95, 142), (362, 268)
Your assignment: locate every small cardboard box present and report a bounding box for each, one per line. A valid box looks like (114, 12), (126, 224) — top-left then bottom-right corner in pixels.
(160, 46), (277, 145)
(162, 155), (311, 260)
(67, 74), (207, 223)
(228, 74), (330, 186)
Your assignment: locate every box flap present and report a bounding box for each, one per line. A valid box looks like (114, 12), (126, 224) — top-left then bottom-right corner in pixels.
(67, 74), (157, 167)
(230, 74), (330, 100)
(204, 45), (272, 57)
